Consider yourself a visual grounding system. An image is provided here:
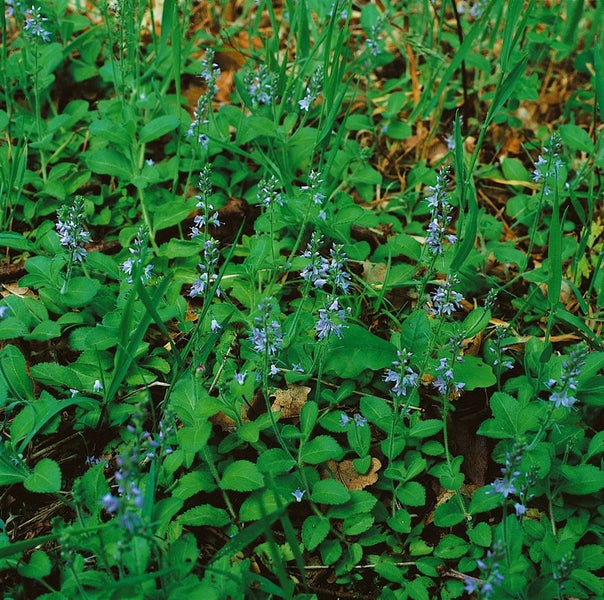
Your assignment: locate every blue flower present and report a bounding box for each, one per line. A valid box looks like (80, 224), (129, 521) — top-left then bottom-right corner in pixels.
(291, 488), (306, 502)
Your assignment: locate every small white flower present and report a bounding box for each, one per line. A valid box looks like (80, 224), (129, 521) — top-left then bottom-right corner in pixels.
(93, 379), (103, 393)
(291, 488), (306, 502)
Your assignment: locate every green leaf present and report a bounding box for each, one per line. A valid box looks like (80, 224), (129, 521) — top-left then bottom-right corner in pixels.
(0, 232), (37, 252)
(17, 550), (52, 579)
(311, 479), (351, 505)
(409, 419), (443, 438)
(220, 460), (265, 492)
(433, 498), (466, 527)
(61, 277), (100, 308)
(559, 124), (594, 153)
(0, 344), (35, 401)
(302, 516), (330, 551)
(454, 357), (496, 391)
(324, 324), (397, 378)
(139, 115), (180, 143)
(177, 423), (212, 455)
(300, 400), (318, 437)
(172, 469), (216, 500)
(559, 464), (604, 495)
(360, 395), (392, 430)
(26, 320), (61, 341)
(396, 481), (426, 507)
(83, 148), (132, 180)
(0, 455), (27, 485)
(434, 534), (470, 560)
(300, 436), (344, 464)
(24, 458), (61, 493)
(342, 513), (374, 536)
(463, 307), (491, 338)
(571, 568), (604, 595)
(468, 522), (492, 547)
(257, 448), (296, 475)
(177, 504), (230, 527)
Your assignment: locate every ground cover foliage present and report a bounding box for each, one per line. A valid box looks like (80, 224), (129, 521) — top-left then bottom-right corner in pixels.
(0, 0), (603, 597)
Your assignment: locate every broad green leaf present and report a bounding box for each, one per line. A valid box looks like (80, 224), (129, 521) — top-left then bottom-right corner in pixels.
(0, 344), (34, 401)
(300, 435), (344, 464)
(360, 395), (392, 430)
(311, 478), (351, 505)
(300, 400), (318, 437)
(177, 423), (211, 455)
(17, 550), (52, 579)
(327, 489), (378, 519)
(454, 357), (496, 391)
(433, 498), (466, 527)
(468, 522), (492, 547)
(342, 513), (374, 536)
(0, 232), (37, 252)
(26, 320), (61, 341)
(24, 458), (61, 493)
(559, 464), (604, 495)
(409, 419), (443, 439)
(83, 148), (132, 180)
(257, 448), (296, 475)
(139, 115), (180, 143)
(220, 460), (264, 492)
(559, 124), (594, 153)
(302, 516), (330, 551)
(324, 324), (397, 378)
(396, 481), (426, 507)
(434, 534), (470, 560)
(61, 277), (100, 308)
(177, 504), (230, 527)
(172, 469), (216, 500)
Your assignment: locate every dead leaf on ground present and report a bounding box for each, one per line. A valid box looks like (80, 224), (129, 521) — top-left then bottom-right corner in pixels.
(270, 385), (311, 419)
(326, 457), (382, 490)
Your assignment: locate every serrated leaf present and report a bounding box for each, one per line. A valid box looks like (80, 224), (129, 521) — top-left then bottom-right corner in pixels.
(220, 460), (264, 491)
(433, 498), (466, 527)
(396, 481), (425, 506)
(177, 504), (230, 527)
(302, 516), (330, 551)
(559, 464), (604, 495)
(311, 478), (351, 505)
(342, 513), (374, 536)
(300, 436), (344, 464)
(24, 458), (61, 493)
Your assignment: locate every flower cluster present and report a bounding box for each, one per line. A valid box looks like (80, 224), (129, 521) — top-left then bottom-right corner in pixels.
(298, 65), (324, 112)
(189, 237), (221, 299)
(56, 196), (90, 262)
(187, 49), (221, 147)
(101, 448), (145, 535)
(244, 65), (278, 107)
(191, 165), (220, 237)
(433, 353), (465, 396)
(249, 299), (284, 356)
(364, 20), (384, 58)
(300, 233), (351, 294)
(424, 167), (457, 256)
(340, 412), (367, 427)
(384, 349), (419, 398)
(464, 543), (505, 599)
(485, 325), (515, 375)
(121, 227), (154, 284)
(488, 444), (536, 517)
(546, 343), (587, 410)
(257, 174), (284, 208)
(300, 170), (326, 206)
(315, 297), (348, 340)
(23, 5), (51, 42)
(429, 273), (464, 316)
(532, 133), (563, 196)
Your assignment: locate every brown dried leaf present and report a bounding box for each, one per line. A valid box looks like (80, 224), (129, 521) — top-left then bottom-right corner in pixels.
(270, 385), (311, 419)
(326, 457), (382, 491)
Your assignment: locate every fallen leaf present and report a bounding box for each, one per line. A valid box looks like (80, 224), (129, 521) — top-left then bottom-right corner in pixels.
(270, 385), (311, 419)
(326, 457), (382, 490)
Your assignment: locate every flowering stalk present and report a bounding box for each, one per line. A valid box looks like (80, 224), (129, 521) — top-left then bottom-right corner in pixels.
(56, 196), (90, 294)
